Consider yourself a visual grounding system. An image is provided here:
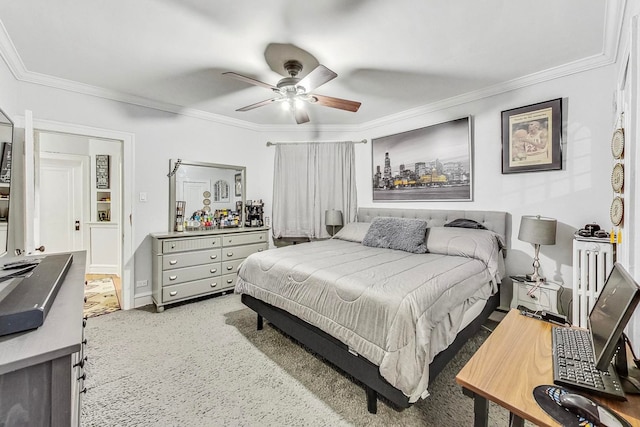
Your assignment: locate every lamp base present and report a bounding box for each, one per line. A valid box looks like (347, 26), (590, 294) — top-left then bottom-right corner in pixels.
(525, 273), (545, 282)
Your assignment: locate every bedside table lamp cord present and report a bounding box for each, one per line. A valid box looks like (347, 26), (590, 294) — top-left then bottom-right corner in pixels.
(527, 278), (544, 297)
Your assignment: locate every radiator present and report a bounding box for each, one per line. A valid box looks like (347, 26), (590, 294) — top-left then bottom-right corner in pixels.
(572, 238), (616, 327)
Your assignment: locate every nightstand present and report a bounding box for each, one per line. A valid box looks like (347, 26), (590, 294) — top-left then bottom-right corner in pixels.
(509, 275), (561, 313)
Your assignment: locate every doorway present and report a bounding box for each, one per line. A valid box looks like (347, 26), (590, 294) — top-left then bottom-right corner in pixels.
(23, 113), (135, 310)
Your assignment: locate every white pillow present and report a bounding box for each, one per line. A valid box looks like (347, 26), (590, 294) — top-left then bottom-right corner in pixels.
(332, 222), (371, 243)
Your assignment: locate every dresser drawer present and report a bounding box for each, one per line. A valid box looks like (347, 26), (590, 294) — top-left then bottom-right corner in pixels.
(162, 263), (222, 286)
(163, 236), (221, 253)
(221, 273), (237, 290)
(515, 282), (552, 311)
(162, 249), (222, 270)
(222, 259), (244, 274)
(222, 231), (268, 247)
(222, 242), (268, 261)
(162, 277), (224, 302)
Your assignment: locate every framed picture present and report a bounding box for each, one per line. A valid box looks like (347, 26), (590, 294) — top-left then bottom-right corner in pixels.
(234, 173), (242, 197)
(213, 179), (229, 202)
(96, 154), (110, 189)
(501, 98), (562, 174)
(371, 116), (473, 201)
(0, 142), (12, 184)
(98, 210), (110, 222)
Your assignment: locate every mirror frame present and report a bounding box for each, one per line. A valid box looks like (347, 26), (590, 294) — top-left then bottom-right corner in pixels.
(168, 159), (246, 232)
(0, 107), (13, 256)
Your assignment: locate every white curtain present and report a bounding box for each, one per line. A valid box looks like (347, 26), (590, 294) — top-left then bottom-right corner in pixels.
(272, 141), (357, 239)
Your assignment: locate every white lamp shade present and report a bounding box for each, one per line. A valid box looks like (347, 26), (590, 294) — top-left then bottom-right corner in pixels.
(325, 209), (343, 227)
(518, 215), (557, 245)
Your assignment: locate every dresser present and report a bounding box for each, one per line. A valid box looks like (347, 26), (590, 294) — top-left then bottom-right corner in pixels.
(151, 227), (269, 312)
(0, 251), (87, 427)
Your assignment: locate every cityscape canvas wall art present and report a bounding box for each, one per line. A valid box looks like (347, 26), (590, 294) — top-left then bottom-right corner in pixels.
(371, 117), (473, 201)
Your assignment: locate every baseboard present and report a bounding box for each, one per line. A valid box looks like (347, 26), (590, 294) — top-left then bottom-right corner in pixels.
(134, 293), (153, 309)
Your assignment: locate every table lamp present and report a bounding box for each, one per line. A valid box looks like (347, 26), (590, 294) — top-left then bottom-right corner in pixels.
(518, 215), (557, 282)
(325, 209), (343, 236)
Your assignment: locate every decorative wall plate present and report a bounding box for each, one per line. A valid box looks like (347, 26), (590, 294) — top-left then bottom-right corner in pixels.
(203, 190), (211, 198)
(203, 198), (211, 206)
(611, 163), (624, 192)
(610, 196), (624, 226)
(611, 128), (624, 159)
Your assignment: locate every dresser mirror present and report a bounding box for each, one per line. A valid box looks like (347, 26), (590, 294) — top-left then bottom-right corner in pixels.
(168, 159), (245, 232)
(0, 108), (13, 255)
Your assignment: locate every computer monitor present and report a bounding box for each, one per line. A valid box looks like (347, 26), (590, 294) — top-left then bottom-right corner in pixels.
(588, 262), (640, 373)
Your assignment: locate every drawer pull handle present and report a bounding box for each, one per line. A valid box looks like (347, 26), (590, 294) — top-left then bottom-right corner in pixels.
(210, 255), (217, 260)
(227, 279), (233, 284)
(73, 356), (88, 368)
(226, 266), (233, 271)
(227, 252), (233, 257)
(77, 373), (86, 381)
(169, 291), (178, 296)
(169, 275), (177, 281)
(528, 294), (537, 300)
(171, 244), (176, 249)
(80, 388), (87, 394)
(260, 235), (263, 239)
(210, 283), (218, 288)
(169, 260), (178, 265)
(258, 248), (264, 252)
(210, 268), (217, 273)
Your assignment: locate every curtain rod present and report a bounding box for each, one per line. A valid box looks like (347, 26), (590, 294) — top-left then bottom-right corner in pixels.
(266, 139), (367, 147)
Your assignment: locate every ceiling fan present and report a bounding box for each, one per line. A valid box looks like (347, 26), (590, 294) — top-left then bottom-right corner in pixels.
(223, 60), (361, 124)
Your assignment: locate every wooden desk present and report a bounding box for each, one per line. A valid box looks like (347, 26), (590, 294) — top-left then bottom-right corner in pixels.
(456, 309), (640, 427)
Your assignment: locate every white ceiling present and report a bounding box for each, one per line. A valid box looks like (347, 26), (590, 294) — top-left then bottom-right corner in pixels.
(0, 0), (621, 128)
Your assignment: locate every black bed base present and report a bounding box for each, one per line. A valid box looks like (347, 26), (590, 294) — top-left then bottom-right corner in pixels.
(241, 291), (500, 414)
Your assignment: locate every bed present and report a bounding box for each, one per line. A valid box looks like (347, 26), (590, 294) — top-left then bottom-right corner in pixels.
(235, 207), (509, 413)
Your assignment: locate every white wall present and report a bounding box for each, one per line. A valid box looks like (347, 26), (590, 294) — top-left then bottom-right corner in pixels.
(0, 58), (270, 301)
(0, 41), (623, 312)
(351, 65), (617, 308)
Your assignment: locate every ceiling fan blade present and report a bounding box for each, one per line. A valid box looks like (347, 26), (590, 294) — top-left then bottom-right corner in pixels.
(236, 98), (278, 112)
(294, 107), (310, 124)
(297, 65), (337, 92)
(223, 72), (278, 90)
(312, 94), (361, 112)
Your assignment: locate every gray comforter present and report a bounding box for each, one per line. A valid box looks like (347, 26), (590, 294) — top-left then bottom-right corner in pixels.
(235, 227), (503, 402)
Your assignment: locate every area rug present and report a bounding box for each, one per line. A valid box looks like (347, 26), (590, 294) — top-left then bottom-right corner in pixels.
(84, 277), (120, 318)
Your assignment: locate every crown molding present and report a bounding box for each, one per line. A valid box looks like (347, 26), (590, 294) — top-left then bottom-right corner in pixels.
(0, 0), (626, 134)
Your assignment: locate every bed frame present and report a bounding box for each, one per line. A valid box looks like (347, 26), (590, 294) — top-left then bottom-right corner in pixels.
(241, 208), (509, 413)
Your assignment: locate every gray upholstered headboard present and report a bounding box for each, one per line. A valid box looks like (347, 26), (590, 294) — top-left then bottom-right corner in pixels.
(357, 207), (509, 245)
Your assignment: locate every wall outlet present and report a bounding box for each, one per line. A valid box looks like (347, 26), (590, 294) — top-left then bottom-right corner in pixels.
(136, 280), (148, 288)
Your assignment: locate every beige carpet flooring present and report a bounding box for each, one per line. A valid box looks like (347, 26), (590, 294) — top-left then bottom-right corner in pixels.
(80, 293), (534, 426)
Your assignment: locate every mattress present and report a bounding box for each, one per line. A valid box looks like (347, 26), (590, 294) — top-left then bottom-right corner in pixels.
(236, 226), (504, 402)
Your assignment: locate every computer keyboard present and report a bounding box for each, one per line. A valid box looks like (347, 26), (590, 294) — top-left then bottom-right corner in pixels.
(552, 326), (626, 400)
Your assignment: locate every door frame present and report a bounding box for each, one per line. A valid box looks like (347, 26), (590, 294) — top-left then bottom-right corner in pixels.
(18, 115), (135, 310)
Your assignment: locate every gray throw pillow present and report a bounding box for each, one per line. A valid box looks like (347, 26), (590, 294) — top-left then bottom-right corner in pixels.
(362, 217), (428, 253)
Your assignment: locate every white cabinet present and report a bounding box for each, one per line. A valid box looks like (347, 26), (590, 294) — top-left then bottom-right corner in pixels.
(510, 276), (561, 313)
(87, 223), (119, 274)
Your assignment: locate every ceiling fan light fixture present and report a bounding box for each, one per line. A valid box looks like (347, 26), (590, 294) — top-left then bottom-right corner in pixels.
(223, 57), (361, 124)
